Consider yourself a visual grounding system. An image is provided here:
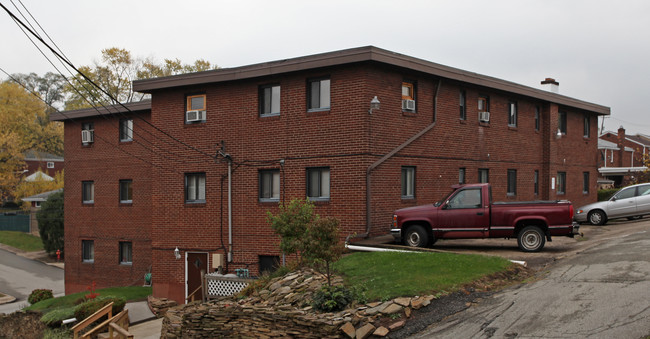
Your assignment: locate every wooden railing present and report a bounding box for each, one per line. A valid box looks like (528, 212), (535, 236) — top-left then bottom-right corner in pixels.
(186, 284), (203, 303)
(72, 302), (113, 339)
(71, 301), (133, 339)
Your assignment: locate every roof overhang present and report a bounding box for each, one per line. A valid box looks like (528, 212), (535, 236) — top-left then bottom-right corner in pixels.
(133, 46), (610, 116)
(50, 100), (151, 122)
(598, 166), (648, 175)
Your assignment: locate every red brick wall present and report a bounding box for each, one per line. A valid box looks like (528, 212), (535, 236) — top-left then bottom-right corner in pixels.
(64, 112), (153, 294)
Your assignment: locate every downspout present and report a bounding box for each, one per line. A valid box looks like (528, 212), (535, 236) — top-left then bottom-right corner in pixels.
(227, 158), (233, 263)
(355, 79), (442, 241)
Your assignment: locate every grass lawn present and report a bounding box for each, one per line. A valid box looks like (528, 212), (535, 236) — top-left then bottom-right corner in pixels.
(0, 231), (44, 252)
(25, 286), (152, 313)
(333, 251), (513, 301)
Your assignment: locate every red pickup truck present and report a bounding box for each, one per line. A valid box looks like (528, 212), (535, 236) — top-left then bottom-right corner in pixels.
(390, 183), (579, 252)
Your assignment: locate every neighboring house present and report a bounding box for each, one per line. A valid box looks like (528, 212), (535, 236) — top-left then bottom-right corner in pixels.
(599, 127), (650, 186)
(21, 188), (62, 236)
(51, 46), (610, 304)
(23, 150), (64, 178)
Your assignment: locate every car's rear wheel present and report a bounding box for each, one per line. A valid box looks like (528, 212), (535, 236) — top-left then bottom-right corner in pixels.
(588, 210), (607, 225)
(403, 225), (429, 248)
(517, 226), (546, 252)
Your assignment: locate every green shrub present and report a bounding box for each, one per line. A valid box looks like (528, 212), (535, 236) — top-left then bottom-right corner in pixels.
(598, 189), (618, 201)
(28, 289), (54, 305)
(40, 306), (76, 327)
(73, 296), (126, 321)
(312, 285), (353, 312)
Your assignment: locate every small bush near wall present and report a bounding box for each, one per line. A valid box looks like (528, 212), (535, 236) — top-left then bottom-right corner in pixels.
(28, 289), (53, 305)
(598, 189), (618, 201)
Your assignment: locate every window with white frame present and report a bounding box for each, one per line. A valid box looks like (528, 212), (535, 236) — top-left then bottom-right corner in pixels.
(119, 119), (133, 142)
(82, 181), (94, 204)
(81, 122), (94, 144)
(119, 179), (133, 203)
(82, 240), (94, 263)
(185, 173), (206, 203)
(119, 241), (132, 265)
(401, 166), (415, 199)
(306, 167), (330, 200)
(308, 78), (330, 111)
(401, 81), (416, 111)
(260, 84), (281, 116)
(47, 162), (54, 169)
(259, 170), (280, 201)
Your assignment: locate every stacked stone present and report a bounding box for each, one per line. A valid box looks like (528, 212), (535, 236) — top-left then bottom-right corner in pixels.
(161, 268), (437, 338)
(148, 295), (179, 317)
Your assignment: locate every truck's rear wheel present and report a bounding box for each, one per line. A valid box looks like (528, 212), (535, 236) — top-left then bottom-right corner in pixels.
(517, 226), (545, 252)
(404, 225), (429, 248)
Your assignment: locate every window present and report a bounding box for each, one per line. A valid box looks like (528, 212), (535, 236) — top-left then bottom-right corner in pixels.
(306, 167), (330, 200)
(459, 168), (466, 184)
(308, 78), (330, 111)
(508, 102), (517, 127)
(119, 241), (132, 265)
(535, 106), (540, 131)
(459, 90), (466, 120)
(119, 119), (133, 142)
(583, 114), (590, 138)
(259, 170), (280, 201)
(534, 170), (539, 195)
(478, 95), (490, 112)
(82, 240), (94, 263)
(613, 186), (635, 200)
(81, 122), (94, 144)
(401, 166), (415, 199)
(401, 81), (416, 111)
(478, 168), (489, 183)
(34, 201), (41, 208)
(47, 162), (54, 169)
(583, 172), (590, 194)
(447, 188), (482, 209)
(186, 94), (206, 123)
(507, 169), (517, 196)
(185, 173), (206, 203)
(260, 84), (281, 116)
(558, 111), (567, 134)
(82, 181), (94, 204)
(557, 172), (566, 195)
(119, 179), (133, 203)
(259, 255), (280, 275)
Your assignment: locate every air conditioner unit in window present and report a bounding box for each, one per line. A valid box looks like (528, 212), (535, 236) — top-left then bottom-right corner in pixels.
(81, 130), (94, 143)
(478, 111), (490, 122)
(402, 99), (416, 111)
(186, 110), (206, 122)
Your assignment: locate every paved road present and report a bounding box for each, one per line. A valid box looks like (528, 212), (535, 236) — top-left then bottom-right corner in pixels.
(410, 221), (650, 338)
(0, 248), (64, 314)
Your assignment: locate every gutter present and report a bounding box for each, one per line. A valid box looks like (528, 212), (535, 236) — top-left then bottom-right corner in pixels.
(356, 79), (442, 242)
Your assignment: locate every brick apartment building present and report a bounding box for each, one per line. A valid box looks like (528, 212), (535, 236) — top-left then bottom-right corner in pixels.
(599, 127), (650, 185)
(52, 46), (610, 303)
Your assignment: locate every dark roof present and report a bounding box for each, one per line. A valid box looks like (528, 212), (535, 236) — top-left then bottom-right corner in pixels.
(50, 100), (151, 121)
(133, 46), (609, 115)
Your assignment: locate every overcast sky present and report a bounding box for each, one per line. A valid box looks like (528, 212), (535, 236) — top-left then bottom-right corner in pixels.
(2, 0), (649, 135)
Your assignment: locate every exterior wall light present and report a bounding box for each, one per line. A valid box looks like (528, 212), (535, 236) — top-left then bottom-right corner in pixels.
(174, 247), (181, 259)
(369, 96), (380, 114)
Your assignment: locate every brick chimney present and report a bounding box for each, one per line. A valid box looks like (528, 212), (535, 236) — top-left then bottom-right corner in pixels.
(541, 78), (559, 93)
(617, 126), (626, 167)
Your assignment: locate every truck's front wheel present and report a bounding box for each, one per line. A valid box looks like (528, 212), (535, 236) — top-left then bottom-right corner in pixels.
(404, 225), (429, 248)
(517, 226), (546, 252)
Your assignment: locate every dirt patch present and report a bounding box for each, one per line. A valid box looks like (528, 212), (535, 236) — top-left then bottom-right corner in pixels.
(386, 264), (535, 338)
(0, 311), (45, 339)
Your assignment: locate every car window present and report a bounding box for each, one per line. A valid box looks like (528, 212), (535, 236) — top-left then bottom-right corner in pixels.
(638, 185), (650, 196)
(614, 187), (636, 200)
(447, 188), (482, 209)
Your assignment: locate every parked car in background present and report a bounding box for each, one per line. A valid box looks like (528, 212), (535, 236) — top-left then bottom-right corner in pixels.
(574, 183), (650, 225)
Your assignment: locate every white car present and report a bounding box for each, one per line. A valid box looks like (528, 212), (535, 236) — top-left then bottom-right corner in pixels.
(575, 183), (650, 225)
